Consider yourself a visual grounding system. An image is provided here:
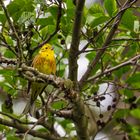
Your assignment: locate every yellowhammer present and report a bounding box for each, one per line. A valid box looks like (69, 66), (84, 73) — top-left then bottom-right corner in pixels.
(23, 43), (56, 116)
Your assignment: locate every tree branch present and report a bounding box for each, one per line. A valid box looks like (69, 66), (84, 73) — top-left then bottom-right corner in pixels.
(68, 0), (85, 87)
(0, 35), (17, 56)
(0, 110), (62, 139)
(0, 56), (17, 65)
(78, 1), (136, 55)
(19, 64), (97, 140)
(19, 64), (69, 89)
(79, 0), (137, 88)
(116, 0), (122, 7)
(87, 54), (140, 82)
(32, 0), (62, 53)
(0, 111), (34, 125)
(49, 108), (73, 119)
(0, 118), (63, 140)
(112, 38), (140, 42)
(72, 97), (90, 140)
(0, 0), (22, 61)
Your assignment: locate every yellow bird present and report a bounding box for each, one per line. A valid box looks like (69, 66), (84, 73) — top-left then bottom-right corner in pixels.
(23, 43), (56, 116)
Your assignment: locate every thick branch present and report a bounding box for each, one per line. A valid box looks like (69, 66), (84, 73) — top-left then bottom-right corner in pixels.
(68, 0), (85, 86)
(19, 64), (68, 89)
(0, 118), (62, 140)
(50, 108), (73, 119)
(79, 0), (137, 88)
(88, 54), (140, 82)
(19, 64), (97, 140)
(0, 56), (17, 65)
(72, 96), (93, 140)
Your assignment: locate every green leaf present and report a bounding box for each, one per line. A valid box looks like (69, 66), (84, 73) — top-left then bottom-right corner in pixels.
(124, 43), (138, 58)
(23, 0), (34, 12)
(86, 52), (96, 61)
(65, 0), (75, 21)
(48, 5), (58, 19)
(1, 83), (17, 96)
(127, 73), (140, 88)
(114, 109), (129, 119)
(66, 9), (75, 20)
(18, 12), (35, 24)
(104, 0), (117, 17)
(7, 0), (24, 15)
(3, 35), (14, 46)
(90, 15), (109, 28)
(86, 52), (101, 76)
(39, 25), (55, 39)
(0, 69), (18, 96)
(129, 126), (140, 140)
(51, 100), (67, 110)
(88, 3), (104, 15)
(1, 102), (13, 114)
(61, 16), (73, 36)
(130, 109), (140, 119)
(0, 124), (7, 131)
(0, 11), (6, 24)
(6, 129), (20, 140)
(4, 50), (15, 58)
(123, 89), (134, 98)
(134, 20), (140, 33)
(37, 17), (55, 28)
(57, 63), (67, 77)
(121, 9), (136, 31)
(66, 0), (75, 10)
(113, 66), (131, 79)
(7, 0), (34, 21)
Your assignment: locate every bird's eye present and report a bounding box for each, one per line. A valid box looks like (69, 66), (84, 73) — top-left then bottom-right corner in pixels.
(46, 47), (48, 49)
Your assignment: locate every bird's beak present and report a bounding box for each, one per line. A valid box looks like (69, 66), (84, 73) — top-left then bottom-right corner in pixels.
(51, 47), (54, 50)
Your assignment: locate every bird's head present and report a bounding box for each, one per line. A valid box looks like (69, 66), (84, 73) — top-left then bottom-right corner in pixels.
(39, 43), (54, 53)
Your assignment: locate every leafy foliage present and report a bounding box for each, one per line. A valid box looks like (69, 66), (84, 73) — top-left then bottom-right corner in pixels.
(0, 0), (140, 140)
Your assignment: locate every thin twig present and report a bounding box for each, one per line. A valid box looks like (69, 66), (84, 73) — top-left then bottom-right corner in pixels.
(112, 38), (140, 41)
(0, 111), (35, 125)
(78, 43), (124, 53)
(0, 56), (17, 65)
(0, 0), (22, 61)
(79, 0), (138, 88)
(32, 0), (62, 53)
(0, 35), (17, 56)
(23, 116), (45, 140)
(116, 0), (122, 7)
(78, 0), (138, 56)
(87, 54), (140, 82)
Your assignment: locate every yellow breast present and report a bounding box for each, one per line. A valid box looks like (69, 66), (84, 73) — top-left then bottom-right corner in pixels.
(32, 47), (56, 75)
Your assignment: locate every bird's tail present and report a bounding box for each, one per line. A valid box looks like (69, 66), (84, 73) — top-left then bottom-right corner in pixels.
(22, 100), (36, 116)
(22, 83), (46, 117)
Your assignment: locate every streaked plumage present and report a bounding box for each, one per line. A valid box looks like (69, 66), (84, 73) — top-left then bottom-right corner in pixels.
(23, 44), (56, 116)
